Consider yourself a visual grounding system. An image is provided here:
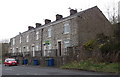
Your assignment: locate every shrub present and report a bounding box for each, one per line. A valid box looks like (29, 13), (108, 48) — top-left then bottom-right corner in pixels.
(83, 40), (95, 51)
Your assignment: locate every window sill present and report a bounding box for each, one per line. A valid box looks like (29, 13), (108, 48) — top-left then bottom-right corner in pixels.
(48, 37), (51, 38)
(63, 32), (69, 34)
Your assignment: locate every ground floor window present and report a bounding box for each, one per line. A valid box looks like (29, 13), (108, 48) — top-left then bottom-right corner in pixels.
(64, 40), (70, 48)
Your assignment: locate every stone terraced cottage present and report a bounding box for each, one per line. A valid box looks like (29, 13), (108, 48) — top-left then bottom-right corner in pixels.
(9, 6), (112, 58)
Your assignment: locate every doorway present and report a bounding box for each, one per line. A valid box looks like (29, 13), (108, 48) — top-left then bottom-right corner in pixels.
(58, 41), (62, 56)
(32, 46), (35, 57)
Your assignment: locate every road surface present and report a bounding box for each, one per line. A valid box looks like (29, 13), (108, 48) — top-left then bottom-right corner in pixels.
(2, 64), (116, 75)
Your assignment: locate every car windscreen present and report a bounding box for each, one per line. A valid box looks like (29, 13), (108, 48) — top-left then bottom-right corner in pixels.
(8, 59), (15, 61)
(5, 59), (15, 62)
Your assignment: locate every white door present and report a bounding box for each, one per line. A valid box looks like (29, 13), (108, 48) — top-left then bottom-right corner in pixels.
(43, 45), (46, 56)
(32, 47), (35, 57)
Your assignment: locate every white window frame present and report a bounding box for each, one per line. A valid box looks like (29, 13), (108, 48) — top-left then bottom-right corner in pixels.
(16, 47), (18, 52)
(64, 40), (70, 48)
(10, 48), (12, 53)
(13, 48), (15, 53)
(13, 38), (15, 45)
(48, 28), (52, 37)
(64, 23), (70, 34)
(36, 45), (39, 51)
(20, 36), (22, 43)
(27, 46), (29, 52)
(26, 35), (29, 42)
(36, 31), (39, 40)
(19, 47), (21, 52)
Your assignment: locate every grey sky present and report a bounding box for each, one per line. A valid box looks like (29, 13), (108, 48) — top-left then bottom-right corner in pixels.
(0, 0), (119, 41)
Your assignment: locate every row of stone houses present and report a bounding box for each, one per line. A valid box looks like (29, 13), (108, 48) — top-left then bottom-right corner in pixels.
(9, 6), (112, 58)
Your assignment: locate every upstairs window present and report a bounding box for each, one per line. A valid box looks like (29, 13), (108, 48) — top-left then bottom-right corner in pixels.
(20, 36), (22, 43)
(19, 47), (21, 52)
(12, 47), (15, 53)
(13, 38), (15, 45)
(26, 35), (29, 42)
(48, 28), (52, 37)
(36, 31), (39, 40)
(64, 23), (70, 34)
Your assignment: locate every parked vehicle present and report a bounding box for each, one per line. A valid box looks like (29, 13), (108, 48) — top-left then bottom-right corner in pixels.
(4, 58), (18, 66)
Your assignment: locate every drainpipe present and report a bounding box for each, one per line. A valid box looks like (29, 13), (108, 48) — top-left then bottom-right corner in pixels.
(32, 30), (36, 57)
(32, 45), (35, 57)
(41, 28), (43, 56)
(19, 32), (23, 57)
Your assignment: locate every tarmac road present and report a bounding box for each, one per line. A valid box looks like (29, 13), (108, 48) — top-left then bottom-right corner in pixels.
(2, 64), (116, 75)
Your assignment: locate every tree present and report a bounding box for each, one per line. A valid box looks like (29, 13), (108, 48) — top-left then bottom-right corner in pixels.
(106, 1), (118, 24)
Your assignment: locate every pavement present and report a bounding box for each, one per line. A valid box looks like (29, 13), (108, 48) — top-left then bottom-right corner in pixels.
(0, 64), (2, 77)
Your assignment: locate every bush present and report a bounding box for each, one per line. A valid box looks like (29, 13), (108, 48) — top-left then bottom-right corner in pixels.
(83, 40), (95, 51)
(100, 40), (120, 54)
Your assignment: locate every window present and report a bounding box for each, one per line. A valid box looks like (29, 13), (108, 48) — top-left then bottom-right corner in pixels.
(20, 36), (22, 43)
(64, 40), (70, 48)
(48, 28), (52, 37)
(36, 31), (39, 40)
(26, 35), (29, 42)
(13, 38), (15, 45)
(16, 47), (18, 52)
(13, 48), (15, 53)
(27, 46), (29, 52)
(36, 45), (39, 51)
(10, 48), (12, 53)
(64, 23), (70, 34)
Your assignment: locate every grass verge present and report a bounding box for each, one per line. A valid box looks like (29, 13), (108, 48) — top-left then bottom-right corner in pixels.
(60, 60), (120, 74)
(0, 60), (2, 64)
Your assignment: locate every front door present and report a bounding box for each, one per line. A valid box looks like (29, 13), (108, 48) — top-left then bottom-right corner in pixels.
(32, 46), (35, 57)
(43, 45), (47, 56)
(58, 41), (62, 56)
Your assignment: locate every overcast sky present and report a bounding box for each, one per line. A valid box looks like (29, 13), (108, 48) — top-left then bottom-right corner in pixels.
(0, 0), (119, 42)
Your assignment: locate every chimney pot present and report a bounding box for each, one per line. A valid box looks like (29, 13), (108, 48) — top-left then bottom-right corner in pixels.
(36, 23), (42, 28)
(28, 26), (34, 30)
(70, 9), (77, 15)
(45, 19), (51, 24)
(56, 14), (63, 21)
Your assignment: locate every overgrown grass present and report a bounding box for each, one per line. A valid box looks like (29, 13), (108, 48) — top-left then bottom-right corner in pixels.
(0, 60), (2, 64)
(60, 60), (120, 74)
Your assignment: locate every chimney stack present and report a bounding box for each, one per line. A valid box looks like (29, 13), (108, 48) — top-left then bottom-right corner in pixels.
(45, 19), (51, 24)
(70, 9), (77, 15)
(56, 14), (63, 21)
(36, 23), (42, 28)
(28, 26), (34, 30)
